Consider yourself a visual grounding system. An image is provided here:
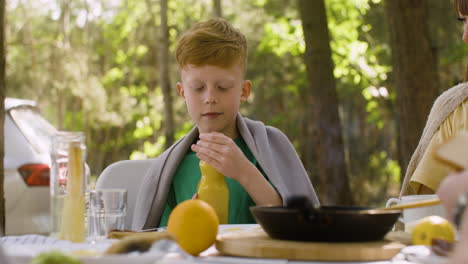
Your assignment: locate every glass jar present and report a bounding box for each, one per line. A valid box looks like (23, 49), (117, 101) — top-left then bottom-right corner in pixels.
(50, 131), (88, 242)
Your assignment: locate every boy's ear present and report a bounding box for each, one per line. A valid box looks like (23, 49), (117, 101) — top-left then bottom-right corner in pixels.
(240, 80), (251, 102)
(176, 82), (185, 99)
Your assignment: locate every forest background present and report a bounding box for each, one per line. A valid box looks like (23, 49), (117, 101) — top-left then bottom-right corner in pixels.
(3, 0), (468, 207)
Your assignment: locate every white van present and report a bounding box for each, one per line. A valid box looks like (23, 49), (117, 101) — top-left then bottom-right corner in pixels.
(4, 98), (57, 235)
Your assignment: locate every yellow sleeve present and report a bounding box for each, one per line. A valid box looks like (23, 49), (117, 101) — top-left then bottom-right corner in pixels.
(410, 99), (468, 193)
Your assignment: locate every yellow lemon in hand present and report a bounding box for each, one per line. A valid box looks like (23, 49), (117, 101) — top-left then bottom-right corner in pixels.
(167, 199), (219, 255)
(412, 215), (455, 245)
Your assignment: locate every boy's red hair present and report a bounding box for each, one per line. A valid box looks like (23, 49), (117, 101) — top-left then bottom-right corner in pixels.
(176, 18), (248, 73)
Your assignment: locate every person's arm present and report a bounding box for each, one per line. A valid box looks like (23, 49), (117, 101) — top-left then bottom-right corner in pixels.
(447, 210), (468, 263)
(408, 131), (451, 195)
(437, 170), (468, 222)
(191, 132), (282, 206)
(235, 160), (282, 205)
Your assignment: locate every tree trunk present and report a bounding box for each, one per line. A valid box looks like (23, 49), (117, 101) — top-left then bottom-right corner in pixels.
(385, 0), (440, 181)
(0, 0), (6, 235)
(159, 0), (175, 149)
(213, 0), (223, 17)
(298, 0), (353, 205)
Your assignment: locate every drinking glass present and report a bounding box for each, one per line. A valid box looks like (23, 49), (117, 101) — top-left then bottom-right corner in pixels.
(88, 189), (127, 242)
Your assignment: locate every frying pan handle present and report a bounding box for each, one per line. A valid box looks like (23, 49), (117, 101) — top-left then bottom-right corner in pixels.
(286, 196), (318, 221)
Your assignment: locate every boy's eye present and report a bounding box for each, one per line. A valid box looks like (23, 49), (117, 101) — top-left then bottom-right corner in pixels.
(218, 85), (231, 90)
(458, 17), (466, 22)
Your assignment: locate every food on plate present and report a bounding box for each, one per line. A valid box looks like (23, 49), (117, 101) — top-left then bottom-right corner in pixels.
(167, 199), (219, 255)
(412, 215), (455, 246)
(31, 251), (81, 264)
(105, 231), (174, 254)
(198, 161), (229, 224)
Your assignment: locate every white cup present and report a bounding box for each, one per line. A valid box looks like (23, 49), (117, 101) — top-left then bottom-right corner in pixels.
(88, 189), (127, 242)
(386, 194), (446, 232)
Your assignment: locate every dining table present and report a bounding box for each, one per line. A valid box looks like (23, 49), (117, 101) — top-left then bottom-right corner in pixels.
(0, 224), (443, 264)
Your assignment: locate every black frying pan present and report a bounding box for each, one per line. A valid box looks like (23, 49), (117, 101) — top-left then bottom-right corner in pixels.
(250, 196), (400, 242)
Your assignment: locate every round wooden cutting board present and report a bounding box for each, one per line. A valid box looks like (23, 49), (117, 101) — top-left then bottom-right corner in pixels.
(215, 229), (405, 261)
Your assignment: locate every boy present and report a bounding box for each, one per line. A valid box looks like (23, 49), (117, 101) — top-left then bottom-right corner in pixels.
(131, 18), (318, 229)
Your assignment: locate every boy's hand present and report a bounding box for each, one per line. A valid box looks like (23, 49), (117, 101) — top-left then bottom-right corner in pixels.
(191, 132), (253, 183)
(192, 132), (282, 206)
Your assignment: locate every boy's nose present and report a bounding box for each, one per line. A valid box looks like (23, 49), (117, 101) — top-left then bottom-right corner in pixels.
(204, 88), (218, 104)
(204, 96), (218, 104)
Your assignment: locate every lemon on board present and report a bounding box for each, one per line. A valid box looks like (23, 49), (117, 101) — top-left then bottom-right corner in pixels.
(167, 199), (219, 256)
(412, 215), (455, 246)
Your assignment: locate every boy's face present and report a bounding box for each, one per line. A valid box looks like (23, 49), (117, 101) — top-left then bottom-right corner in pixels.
(177, 63), (251, 139)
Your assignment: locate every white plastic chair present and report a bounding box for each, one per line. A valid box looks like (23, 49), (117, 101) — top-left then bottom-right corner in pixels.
(95, 159), (153, 229)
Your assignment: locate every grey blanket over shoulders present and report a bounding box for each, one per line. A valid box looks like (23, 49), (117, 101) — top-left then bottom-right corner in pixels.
(131, 113), (320, 229)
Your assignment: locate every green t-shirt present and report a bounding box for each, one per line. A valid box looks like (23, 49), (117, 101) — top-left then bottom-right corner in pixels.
(159, 137), (265, 227)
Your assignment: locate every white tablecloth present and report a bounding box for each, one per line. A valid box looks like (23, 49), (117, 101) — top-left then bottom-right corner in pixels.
(0, 224), (447, 264)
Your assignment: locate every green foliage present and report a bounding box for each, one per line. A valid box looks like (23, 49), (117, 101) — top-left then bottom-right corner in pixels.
(130, 137), (166, 159)
(103, 68), (124, 84)
(352, 151), (400, 205)
(369, 151), (400, 183)
(133, 116), (154, 138)
(258, 18), (304, 56)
